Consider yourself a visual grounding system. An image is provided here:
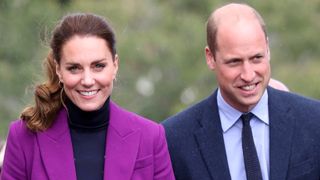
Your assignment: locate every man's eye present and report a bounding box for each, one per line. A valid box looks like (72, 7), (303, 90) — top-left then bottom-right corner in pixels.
(253, 55), (263, 63)
(227, 59), (241, 65)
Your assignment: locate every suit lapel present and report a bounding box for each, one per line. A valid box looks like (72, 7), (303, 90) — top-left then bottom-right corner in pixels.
(104, 101), (141, 180)
(37, 109), (77, 180)
(194, 92), (231, 180)
(268, 88), (294, 180)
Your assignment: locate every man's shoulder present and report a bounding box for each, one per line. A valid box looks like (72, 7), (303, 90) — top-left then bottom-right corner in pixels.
(269, 87), (320, 109)
(162, 94), (215, 129)
(269, 88), (320, 127)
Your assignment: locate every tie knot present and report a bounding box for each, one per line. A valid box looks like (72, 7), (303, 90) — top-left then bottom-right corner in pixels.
(241, 112), (254, 125)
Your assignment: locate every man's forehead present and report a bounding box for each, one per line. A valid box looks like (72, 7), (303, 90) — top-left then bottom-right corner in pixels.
(212, 3), (258, 27)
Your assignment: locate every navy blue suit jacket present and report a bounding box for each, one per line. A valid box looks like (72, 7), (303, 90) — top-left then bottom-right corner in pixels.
(162, 87), (320, 180)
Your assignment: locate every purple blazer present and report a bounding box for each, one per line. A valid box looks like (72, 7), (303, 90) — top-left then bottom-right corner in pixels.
(1, 101), (175, 180)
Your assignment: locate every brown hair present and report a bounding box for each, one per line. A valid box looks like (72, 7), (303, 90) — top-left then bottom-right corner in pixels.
(206, 3), (267, 56)
(21, 13), (117, 131)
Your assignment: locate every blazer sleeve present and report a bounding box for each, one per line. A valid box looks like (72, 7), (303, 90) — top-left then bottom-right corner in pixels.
(153, 124), (175, 180)
(1, 121), (27, 180)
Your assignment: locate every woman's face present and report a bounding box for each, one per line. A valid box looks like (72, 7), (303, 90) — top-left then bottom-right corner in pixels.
(56, 35), (118, 111)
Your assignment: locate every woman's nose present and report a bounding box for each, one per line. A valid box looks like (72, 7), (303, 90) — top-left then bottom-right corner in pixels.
(81, 71), (95, 87)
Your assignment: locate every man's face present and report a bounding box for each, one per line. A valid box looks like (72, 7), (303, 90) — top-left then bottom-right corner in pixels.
(206, 20), (271, 112)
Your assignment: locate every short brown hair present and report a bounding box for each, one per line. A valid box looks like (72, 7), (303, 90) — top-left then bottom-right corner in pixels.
(206, 3), (267, 56)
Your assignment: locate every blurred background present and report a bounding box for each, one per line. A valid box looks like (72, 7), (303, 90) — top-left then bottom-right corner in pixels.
(1, 0), (320, 139)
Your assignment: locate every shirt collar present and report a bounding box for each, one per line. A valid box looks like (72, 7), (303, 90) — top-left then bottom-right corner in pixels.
(217, 89), (269, 133)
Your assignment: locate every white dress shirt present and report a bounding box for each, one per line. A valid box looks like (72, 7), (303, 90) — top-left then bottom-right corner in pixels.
(217, 89), (270, 180)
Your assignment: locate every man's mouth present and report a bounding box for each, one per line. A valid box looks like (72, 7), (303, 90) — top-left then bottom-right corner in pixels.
(240, 84), (257, 91)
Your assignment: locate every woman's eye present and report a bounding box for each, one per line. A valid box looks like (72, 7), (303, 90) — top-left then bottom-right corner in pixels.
(67, 66), (80, 73)
(94, 63), (106, 70)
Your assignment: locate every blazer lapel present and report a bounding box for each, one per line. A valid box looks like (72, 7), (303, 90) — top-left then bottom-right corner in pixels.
(194, 92), (231, 180)
(268, 88), (295, 180)
(104, 101), (141, 180)
(37, 109), (77, 180)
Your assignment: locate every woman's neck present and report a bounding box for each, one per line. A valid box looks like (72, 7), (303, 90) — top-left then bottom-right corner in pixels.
(66, 97), (110, 130)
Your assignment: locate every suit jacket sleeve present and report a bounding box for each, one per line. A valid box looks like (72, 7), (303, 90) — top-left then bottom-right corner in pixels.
(154, 124), (175, 180)
(1, 120), (27, 180)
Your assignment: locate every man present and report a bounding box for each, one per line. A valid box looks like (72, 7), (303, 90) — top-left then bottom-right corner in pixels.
(162, 3), (320, 180)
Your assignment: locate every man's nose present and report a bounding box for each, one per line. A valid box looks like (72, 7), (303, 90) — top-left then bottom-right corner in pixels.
(240, 62), (255, 82)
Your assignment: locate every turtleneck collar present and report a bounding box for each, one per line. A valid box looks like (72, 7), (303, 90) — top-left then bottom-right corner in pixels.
(66, 97), (110, 130)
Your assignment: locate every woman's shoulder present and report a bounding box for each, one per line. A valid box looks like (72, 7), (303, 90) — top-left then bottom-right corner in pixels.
(9, 119), (26, 133)
(110, 102), (163, 139)
(9, 119), (27, 131)
(116, 108), (167, 149)
(7, 119), (36, 142)
(110, 101), (161, 128)
(120, 107), (160, 131)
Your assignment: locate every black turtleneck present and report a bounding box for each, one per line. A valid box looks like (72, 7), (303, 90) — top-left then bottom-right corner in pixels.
(66, 97), (110, 180)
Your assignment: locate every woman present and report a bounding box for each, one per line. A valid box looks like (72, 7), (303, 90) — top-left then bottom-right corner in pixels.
(1, 13), (174, 180)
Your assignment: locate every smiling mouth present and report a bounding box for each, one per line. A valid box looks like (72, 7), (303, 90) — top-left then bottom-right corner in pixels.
(240, 84), (257, 91)
(78, 90), (98, 96)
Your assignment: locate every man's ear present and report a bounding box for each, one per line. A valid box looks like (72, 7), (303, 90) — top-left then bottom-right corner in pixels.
(205, 46), (216, 70)
(266, 37), (271, 61)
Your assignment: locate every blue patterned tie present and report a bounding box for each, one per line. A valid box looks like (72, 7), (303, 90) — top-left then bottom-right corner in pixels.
(241, 113), (263, 180)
